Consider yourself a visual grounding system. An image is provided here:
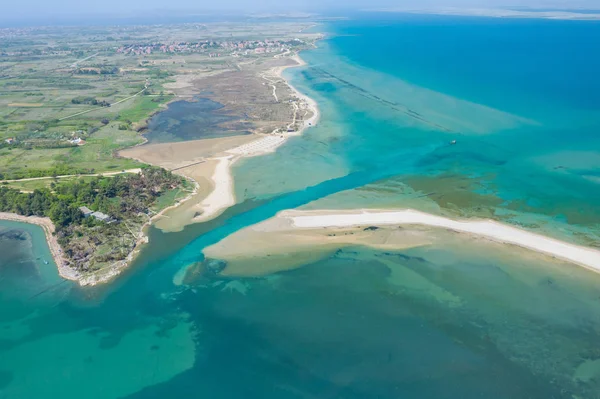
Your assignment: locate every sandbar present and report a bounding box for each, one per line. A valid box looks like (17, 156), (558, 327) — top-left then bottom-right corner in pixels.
(287, 209), (600, 273)
(203, 216), (434, 277)
(203, 208), (600, 277)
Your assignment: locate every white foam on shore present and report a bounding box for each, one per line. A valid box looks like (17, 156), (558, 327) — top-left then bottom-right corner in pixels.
(287, 209), (600, 273)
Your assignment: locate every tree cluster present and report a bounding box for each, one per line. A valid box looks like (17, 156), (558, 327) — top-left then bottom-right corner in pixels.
(71, 96), (110, 107)
(0, 167), (181, 229)
(75, 66), (118, 75)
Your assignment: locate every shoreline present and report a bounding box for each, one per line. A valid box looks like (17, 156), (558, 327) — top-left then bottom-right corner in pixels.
(204, 53), (319, 220)
(81, 164), (214, 285)
(162, 52), (320, 225)
(1, 52), (321, 286)
(200, 208), (600, 278)
(0, 212), (81, 282)
(0, 174), (200, 287)
(283, 209), (600, 274)
(274, 54), (321, 133)
(381, 8), (600, 21)
(76, 52), (321, 283)
(190, 156), (236, 222)
(74, 178), (201, 286)
(120, 52), (320, 230)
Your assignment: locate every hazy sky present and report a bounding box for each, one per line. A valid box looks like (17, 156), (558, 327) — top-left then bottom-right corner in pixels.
(3, 0), (600, 23)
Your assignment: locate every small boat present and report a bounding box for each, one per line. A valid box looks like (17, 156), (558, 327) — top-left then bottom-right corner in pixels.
(43, 260), (49, 265)
(450, 139), (457, 145)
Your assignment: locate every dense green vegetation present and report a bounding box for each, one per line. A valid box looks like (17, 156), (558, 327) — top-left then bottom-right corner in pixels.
(75, 66), (119, 75)
(0, 167), (185, 270)
(0, 167), (179, 224)
(71, 96), (110, 107)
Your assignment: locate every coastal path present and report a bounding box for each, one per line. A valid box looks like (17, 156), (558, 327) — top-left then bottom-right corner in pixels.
(70, 52), (99, 68)
(59, 81), (149, 121)
(171, 160), (207, 172)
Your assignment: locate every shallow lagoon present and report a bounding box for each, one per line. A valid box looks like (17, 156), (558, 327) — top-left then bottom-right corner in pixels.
(144, 97), (252, 143)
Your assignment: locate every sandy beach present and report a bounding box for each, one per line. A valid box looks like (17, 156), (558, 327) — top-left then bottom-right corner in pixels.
(0, 212), (80, 282)
(201, 208), (600, 277)
(196, 54), (319, 220)
(286, 209), (600, 274)
(191, 156), (236, 222)
(272, 54), (321, 133)
(120, 53), (320, 230)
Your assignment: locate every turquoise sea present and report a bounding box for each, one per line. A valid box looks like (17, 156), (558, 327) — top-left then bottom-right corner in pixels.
(1, 14), (600, 398)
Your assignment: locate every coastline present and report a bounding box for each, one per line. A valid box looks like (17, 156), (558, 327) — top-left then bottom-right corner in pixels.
(125, 52), (321, 229)
(0, 212), (80, 282)
(59, 51), (322, 284)
(189, 156), (236, 223)
(0, 174), (200, 287)
(286, 209), (600, 274)
(74, 179), (201, 286)
(275, 54), (321, 133)
(382, 8), (600, 21)
(202, 208), (600, 277)
(199, 53), (319, 221)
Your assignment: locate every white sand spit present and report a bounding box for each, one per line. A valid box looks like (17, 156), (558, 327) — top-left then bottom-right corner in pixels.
(286, 209), (600, 273)
(193, 156), (236, 221)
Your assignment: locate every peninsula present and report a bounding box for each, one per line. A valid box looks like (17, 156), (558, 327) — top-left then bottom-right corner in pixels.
(0, 21), (321, 284)
(120, 53), (319, 231)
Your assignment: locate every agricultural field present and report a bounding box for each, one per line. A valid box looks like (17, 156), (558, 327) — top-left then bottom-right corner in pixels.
(0, 21), (318, 180)
(0, 20), (319, 281)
